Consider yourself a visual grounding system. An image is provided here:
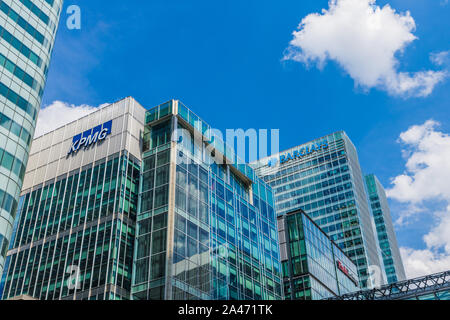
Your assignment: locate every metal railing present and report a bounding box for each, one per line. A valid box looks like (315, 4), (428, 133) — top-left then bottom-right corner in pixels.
(328, 270), (450, 300)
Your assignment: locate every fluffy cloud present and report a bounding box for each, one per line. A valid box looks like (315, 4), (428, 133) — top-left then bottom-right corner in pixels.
(388, 120), (450, 203)
(400, 246), (450, 279)
(400, 208), (450, 278)
(284, 0), (447, 97)
(35, 101), (106, 137)
(424, 208), (450, 253)
(387, 121), (450, 279)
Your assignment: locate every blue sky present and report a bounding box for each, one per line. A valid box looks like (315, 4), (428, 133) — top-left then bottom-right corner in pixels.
(41, 0), (450, 278)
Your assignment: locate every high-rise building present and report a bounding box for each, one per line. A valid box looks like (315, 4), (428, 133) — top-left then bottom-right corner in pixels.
(1, 97), (145, 300)
(131, 100), (282, 300)
(279, 209), (359, 300)
(252, 132), (383, 288)
(0, 98), (283, 300)
(0, 0), (64, 275)
(364, 174), (406, 284)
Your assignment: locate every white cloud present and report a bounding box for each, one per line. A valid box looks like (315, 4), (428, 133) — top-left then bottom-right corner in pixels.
(284, 0), (447, 97)
(401, 208), (450, 278)
(35, 101), (107, 137)
(424, 208), (450, 253)
(431, 50), (450, 67)
(388, 120), (450, 203)
(401, 246), (450, 279)
(394, 203), (424, 226)
(388, 121), (450, 278)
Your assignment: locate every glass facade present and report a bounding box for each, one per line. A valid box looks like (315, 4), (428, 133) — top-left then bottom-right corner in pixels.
(1, 99), (282, 300)
(132, 100), (283, 300)
(0, 98), (146, 300)
(365, 174), (406, 284)
(0, 0), (63, 276)
(253, 132), (383, 288)
(1, 153), (140, 300)
(279, 209), (359, 300)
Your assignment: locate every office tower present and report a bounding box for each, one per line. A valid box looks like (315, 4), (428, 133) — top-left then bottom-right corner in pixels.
(279, 208), (359, 300)
(131, 100), (282, 300)
(253, 132), (383, 288)
(0, 0), (64, 275)
(1, 98), (283, 300)
(1, 98), (145, 300)
(365, 174), (406, 284)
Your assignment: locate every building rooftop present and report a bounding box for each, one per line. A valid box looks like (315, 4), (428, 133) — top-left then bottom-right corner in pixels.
(145, 99), (264, 186)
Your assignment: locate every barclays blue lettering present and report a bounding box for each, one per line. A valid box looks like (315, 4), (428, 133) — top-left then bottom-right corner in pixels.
(68, 120), (112, 155)
(279, 140), (329, 165)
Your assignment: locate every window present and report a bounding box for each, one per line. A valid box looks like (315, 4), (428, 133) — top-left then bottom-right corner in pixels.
(187, 237), (197, 258)
(1, 152), (14, 170)
(135, 258), (150, 284)
(136, 234), (151, 259)
(138, 218), (152, 235)
(151, 253), (166, 280)
(155, 165), (169, 187)
(175, 214), (186, 232)
(153, 213), (167, 231)
(142, 171), (154, 192)
(150, 121), (171, 149)
(175, 187), (186, 212)
(152, 229), (167, 254)
(157, 150), (170, 167)
(141, 190), (153, 213)
(0, 235), (8, 258)
(174, 231), (186, 257)
(143, 155), (155, 172)
(154, 185), (168, 208)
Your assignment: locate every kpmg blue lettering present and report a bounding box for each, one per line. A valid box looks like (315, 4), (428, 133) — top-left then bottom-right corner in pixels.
(279, 140), (329, 165)
(68, 120), (112, 155)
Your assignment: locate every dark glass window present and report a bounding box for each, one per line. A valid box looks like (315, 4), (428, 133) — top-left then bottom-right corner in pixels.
(154, 185), (168, 208)
(151, 229), (167, 254)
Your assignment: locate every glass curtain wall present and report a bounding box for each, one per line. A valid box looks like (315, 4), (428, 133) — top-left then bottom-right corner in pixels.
(0, 153), (140, 300)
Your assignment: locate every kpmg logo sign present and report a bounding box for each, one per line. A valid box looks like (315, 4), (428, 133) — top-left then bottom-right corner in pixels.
(269, 140), (329, 167)
(68, 120), (112, 156)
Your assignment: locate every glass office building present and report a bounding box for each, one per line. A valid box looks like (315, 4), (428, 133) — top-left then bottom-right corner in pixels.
(1, 98), (283, 300)
(131, 100), (282, 300)
(279, 209), (359, 300)
(253, 132), (383, 288)
(365, 174), (406, 284)
(0, 0), (63, 276)
(0, 98), (146, 300)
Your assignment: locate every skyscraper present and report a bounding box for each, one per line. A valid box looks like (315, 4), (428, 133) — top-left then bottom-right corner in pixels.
(1, 98), (145, 300)
(253, 132), (383, 288)
(0, 0), (64, 275)
(132, 100), (282, 300)
(365, 174), (406, 284)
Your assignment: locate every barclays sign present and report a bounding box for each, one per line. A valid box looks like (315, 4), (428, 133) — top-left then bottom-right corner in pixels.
(68, 120), (112, 156)
(269, 140), (329, 167)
